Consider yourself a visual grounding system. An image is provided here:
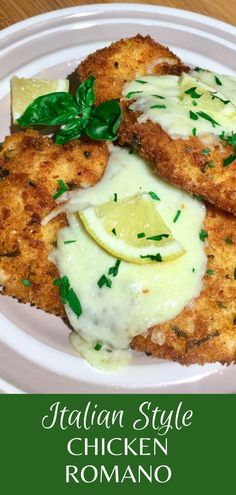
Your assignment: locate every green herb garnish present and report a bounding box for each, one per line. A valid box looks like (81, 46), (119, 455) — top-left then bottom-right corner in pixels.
(152, 94), (165, 99)
(148, 191), (160, 201)
(94, 342), (102, 351)
(192, 268), (195, 273)
(194, 194), (204, 201)
(54, 276), (82, 317)
(150, 104), (166, 109)
(97, 274), (112, 288)
(112, 228), (117, 236)
(199, 229), (208, 242)
(201, 148), (210, 155)
(214, 75), (222, 86)
(137, 232), (145, 238)
(197, 111), (220, 128)
(224, 238), (233, 245)
(206, 269), (214, 275)
(64, 240), (77, 244)
(234, 268), (236, 280)
(113, 193), (118, 202)
(146, 234), (169, 241)
(189, 110), (199, 120)
(223, 152), (236, 167)
(135, 80), (148, 84)
(108, 259), (121, 278)
(140, 253), (163, 262)
(53, 179), (69, 200)
(210, 93), (230, 105)
(17, 76), (122, 144)
(192, 127), (197, 136)
(173, 210), (181, 223)
(126, 90), (143, 99)
(184, 87), (202, 99)
(192, 101), (198, 107)
(21, 279), (31, 287)
(208, 160), (214, 168)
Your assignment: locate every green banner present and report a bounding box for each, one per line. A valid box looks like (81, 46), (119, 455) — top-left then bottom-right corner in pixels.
(0, 395), (235, 493)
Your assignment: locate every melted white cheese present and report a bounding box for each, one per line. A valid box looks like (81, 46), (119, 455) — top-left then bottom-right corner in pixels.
(123, 70), (236, 139)
(54, 147), (207, 371)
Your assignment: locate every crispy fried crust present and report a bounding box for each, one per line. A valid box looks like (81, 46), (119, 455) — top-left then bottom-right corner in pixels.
(77, 34), (188, 104)
(78, 35), (236, 216)
(0, 130), (108, 316)
(132, 206), (236, 364)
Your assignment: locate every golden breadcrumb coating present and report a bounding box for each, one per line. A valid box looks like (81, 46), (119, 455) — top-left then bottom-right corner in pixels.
(0, 130), (108, 316)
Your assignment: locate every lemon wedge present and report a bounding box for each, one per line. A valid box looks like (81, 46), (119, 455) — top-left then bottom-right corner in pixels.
(11, 77), (69, 123)
(79, 193), (185, 264)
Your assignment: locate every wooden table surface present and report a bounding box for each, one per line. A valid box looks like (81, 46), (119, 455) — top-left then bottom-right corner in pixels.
(0, 0), (235, 30)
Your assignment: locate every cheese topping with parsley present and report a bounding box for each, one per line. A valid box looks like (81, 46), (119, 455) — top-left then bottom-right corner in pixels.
(123, 70), (236, 139)
(54, 147), (207, 371)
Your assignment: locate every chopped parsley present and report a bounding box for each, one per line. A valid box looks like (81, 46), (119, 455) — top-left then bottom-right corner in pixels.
(112, 228), (117, 236)
(64, 240), (77, 244)
(189, 110), (198, 121)
(192, 268), (195, 273)
(97, 274), (112, 288)
(224, 238), (233, 245)
(208, 160), (214, 168)
(54, 276), (82, 317)
(140, 253), (163, 262)
(108, 259), (121, 278)
(234, 268), (236, 280)
(210, 93), (230, 105)
(199, 229), (208, 242)
(192, 101), (198, 107)
(94, 342), (102, 351)
(194, 67), (204, 72)
(53, 179), (69, 200)
(126, 90), (143, 99)
(148, 191), (160, 201)
(21, 279), (31, 287)
(113, 193), (118, 202)
(128, 148), (133, 154)
(214, 75), (222, 86)
(194, 194), (204, 201)
(135, 80), (148, 84)
(137, 232), (145, 238)
(192, 127), (197, 136)
(197, 111), (220, 128)
(201, 148), (210, 155)
(152, 94), (165, 99)
(146, 234), (169, 241)
(150, 104), (166, 109)
(206, 269), (214, 275)
(173, 210), (181, 223)
(184, 87), (202, 99)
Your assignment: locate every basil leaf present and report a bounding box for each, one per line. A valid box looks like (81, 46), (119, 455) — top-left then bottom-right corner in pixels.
(85, 100), (122, 141)
(55, 118), (84, 144)
(17, 92), (78, 127)
(76, 75), (95, 123)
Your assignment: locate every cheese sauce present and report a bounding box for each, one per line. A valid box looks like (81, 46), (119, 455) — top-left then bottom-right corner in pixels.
(123, 70), (236, 139)
(54, 147), (207, 371)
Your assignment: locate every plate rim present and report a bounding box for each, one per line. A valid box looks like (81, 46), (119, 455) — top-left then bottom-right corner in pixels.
(0, 2), (235, 41)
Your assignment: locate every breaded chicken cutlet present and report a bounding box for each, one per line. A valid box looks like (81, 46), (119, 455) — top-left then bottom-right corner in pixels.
(0, 131), (236, 364)
(0, 130), (108, 316)
(77, 35), (236, 217)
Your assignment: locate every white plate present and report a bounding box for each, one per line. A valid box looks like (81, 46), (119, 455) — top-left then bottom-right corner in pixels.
(0, 3), (236, 393)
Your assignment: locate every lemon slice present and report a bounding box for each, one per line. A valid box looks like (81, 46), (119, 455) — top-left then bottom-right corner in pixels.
(11, 77), (69, 123)
(179, 73), (235, 116)
(79, 193), (185, 264)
